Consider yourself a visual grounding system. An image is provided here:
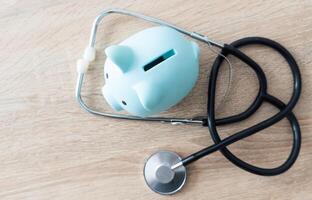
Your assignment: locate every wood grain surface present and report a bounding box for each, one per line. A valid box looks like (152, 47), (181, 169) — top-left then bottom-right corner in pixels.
(0, 0), (311, 199)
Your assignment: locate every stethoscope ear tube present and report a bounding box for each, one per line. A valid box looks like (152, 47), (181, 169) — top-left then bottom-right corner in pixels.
(181, 37), (301, 176)
(75, 8), (224, 126)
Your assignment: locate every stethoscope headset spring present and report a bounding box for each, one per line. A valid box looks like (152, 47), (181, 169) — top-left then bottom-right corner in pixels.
(75, 8), (302, 195)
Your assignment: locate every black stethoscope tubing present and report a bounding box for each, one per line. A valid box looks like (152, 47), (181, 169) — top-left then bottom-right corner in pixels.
(181, 37), (301, 176)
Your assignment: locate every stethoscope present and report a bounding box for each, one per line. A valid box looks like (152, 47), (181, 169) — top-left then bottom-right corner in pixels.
(75, 8), (302, 195)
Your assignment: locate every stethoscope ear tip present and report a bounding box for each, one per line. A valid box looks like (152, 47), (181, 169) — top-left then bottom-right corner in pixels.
(143, 150), (186, 195)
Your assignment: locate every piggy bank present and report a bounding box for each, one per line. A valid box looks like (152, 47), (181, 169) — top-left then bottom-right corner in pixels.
(102, 26), (199, 117)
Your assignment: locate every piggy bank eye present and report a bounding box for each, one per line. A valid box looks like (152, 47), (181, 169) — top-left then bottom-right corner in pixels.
(106, 73), (109, 79)
(122, 100), (127, 105)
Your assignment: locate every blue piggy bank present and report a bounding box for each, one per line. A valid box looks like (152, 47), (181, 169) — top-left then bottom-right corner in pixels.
(102, 26), (199, 117)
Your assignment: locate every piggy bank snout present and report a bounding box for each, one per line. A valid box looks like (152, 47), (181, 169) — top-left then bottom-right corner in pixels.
(102, 85), (123, 111)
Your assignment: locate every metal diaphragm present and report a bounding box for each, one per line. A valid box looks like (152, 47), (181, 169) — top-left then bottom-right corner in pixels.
(143, 150), (186, 195)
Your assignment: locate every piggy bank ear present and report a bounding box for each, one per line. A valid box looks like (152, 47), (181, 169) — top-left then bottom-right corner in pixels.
(191, 41), (200, 60)
(105, 45), (133, 73)
(133, 81), (163, 111)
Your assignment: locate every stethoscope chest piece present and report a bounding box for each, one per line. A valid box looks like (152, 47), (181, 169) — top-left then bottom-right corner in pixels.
(143, 151), (186, 195)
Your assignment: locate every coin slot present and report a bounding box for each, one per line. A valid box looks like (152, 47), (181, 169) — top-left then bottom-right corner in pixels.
(143, 49), (175, 71)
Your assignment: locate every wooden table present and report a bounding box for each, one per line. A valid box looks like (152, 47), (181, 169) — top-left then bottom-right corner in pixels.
(1, 1), (311, 199)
